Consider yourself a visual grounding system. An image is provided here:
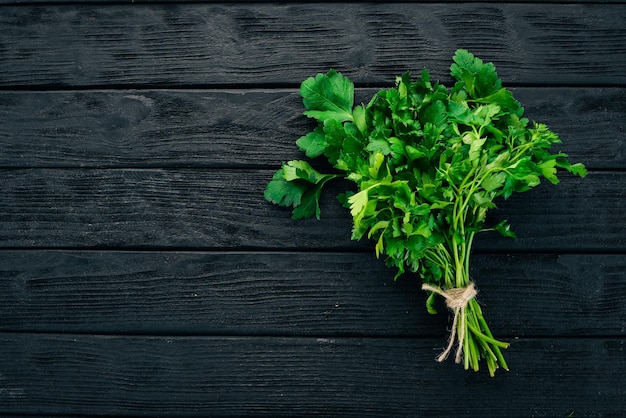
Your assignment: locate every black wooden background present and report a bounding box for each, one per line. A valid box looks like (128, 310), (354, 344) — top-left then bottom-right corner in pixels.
(1, 1), (625, 416)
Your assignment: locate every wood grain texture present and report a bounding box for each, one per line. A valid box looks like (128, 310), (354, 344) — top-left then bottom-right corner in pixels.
(3, 0), (624, 4)
(0, 1), (624, 416)
(1, 88), (624, 169)
(0, 169), (621, 251)
(1, 3), (625, 87)
(0, 333), (623, 417)
(0, 251), (623, 337)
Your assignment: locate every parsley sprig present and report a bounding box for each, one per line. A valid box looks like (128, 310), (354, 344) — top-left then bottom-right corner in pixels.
(265, 49), (586, 375)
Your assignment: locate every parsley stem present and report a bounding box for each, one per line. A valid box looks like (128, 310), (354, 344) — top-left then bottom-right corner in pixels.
(466, 319), (509, 348)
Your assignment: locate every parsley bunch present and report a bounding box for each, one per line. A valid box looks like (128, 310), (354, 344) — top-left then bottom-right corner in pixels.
(265, 50), (586, 375)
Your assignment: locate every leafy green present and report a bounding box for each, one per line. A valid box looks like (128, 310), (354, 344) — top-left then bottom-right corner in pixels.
(300, 69), (354, 123)
(264, 160), (340, 220)
(264, 49), (587, 376)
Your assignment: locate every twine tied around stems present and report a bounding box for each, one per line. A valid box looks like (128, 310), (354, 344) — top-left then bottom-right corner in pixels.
(422, 282), (477, 363)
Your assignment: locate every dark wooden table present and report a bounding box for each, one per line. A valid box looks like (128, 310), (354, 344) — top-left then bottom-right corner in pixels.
(1, 1), (624, 416)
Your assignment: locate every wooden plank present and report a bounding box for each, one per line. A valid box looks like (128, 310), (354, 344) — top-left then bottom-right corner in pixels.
(1, 88), (623, 169)
(1, 4), (625, 87)
(0, 333), (623, 416)
(0, 169), (621, 251)
(0, 89), (309, 169)
(0, 251), (623, 337)
(3, 0), (625, 4)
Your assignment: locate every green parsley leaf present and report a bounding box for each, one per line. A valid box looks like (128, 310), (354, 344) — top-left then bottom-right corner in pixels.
(300, 69), (354, 123)
(264, 169), (308, 207)
(451, 49), (501, 98)
(265, 160), (340, 220)
(296, 127), (326, 158)
(492, 219), (517, 239)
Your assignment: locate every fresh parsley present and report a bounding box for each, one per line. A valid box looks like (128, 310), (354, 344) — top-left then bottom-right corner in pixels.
(264, 49), (587, 376)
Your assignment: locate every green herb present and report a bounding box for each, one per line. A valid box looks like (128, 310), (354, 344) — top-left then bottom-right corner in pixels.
(264, 49), (586, 376)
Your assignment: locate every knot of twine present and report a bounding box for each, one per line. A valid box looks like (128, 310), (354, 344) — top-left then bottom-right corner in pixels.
(422, 282), (477, 363)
